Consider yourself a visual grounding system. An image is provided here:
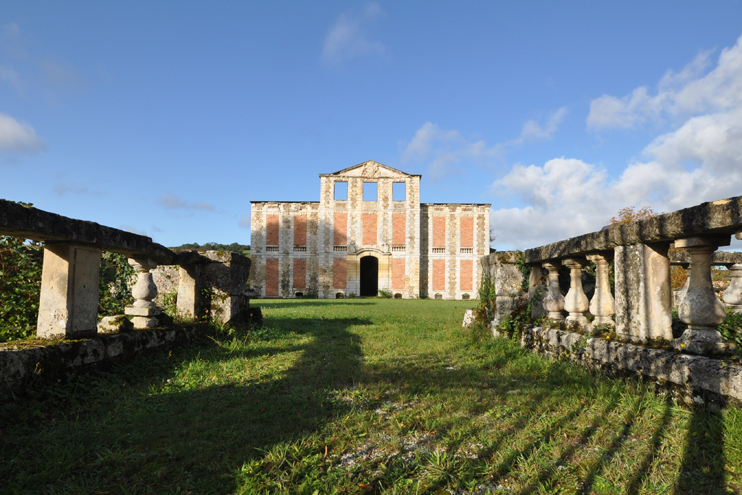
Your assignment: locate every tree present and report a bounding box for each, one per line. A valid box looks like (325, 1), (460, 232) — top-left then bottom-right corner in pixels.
(609, 206), (659, 226)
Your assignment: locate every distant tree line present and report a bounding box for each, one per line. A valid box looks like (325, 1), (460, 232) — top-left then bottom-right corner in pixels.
(169, 242), (250, 254)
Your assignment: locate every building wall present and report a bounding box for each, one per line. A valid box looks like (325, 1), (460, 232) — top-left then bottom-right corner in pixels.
(420, 203), (490, 300)
(250, 161), (489, 300)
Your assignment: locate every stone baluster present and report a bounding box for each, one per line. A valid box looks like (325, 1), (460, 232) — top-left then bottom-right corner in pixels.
(587, 253), (615, 326)
(125, 257), (160, 328)
(722, 263), (742, 313)
(563, 258), (589, 326)
(675, 263), (691, 309)
(673, 235), (730, 354)
(542, 262), (565, 320)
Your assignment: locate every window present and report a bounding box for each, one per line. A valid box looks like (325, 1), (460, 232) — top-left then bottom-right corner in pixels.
(393, 182), (406, 201)
(334, 181), (348, 200)
(363, 182), (377, 201)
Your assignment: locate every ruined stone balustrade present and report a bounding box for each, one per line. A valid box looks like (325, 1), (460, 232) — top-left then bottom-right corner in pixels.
(0, 199), (251, 340)
(488, 195), (742, 358)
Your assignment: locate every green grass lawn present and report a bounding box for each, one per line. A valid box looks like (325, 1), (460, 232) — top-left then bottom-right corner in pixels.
(1, 298), (741, 494)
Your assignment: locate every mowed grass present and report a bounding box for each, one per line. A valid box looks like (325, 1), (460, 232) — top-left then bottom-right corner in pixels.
(1, 298), (741, 494)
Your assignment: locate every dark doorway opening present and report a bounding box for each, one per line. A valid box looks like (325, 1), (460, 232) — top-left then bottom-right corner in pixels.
(360, 256), (379, 296)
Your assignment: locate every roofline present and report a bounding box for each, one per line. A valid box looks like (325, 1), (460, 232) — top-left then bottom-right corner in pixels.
(320, 160), (422, 178)
(250, 201), (320, 204)
(318, 174), (423, 178)
(422, 203), (492, 207)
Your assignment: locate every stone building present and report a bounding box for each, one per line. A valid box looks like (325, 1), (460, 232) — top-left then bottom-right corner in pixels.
(250, 161), (490, 299)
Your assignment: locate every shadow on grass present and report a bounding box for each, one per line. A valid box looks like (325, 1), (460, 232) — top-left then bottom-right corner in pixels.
(0, 315), (369, 494)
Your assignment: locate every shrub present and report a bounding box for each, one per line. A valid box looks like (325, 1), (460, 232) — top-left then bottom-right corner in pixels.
(0, 236), (43, 342)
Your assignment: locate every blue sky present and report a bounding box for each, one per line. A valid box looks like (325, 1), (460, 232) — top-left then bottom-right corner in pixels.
(2, 2), (742, 250)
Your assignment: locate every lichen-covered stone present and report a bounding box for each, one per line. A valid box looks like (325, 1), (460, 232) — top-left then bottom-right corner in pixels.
(0, 326), (199, 397)
(514, 325), (742, 407)
(462, 308), (476, 328)
(97, 315), (134, 334)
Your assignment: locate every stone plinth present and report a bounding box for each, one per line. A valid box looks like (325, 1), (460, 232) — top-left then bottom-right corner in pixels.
(37, 242), (101, 339)
(614, 243), (672, 343)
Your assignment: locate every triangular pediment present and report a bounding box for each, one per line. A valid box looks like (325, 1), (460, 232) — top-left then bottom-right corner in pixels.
(326, 161), (415, 179)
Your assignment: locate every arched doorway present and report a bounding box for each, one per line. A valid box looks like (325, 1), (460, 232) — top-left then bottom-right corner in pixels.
(360, 256), (379, 296)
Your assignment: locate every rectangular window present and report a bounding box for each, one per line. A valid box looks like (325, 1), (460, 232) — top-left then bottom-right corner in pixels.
(266, 214), (279, 246)
(392, 214), (406, 245)
(460, 217), (473, 248)
(363, 182), (377, 201)
(266, 258), (279, 296)
(460, 260), (473, 291)
(334, 181), (348, 200)
(293, 259), (306, 289)
(362, 213), (378, 245)
(293, 214), (307, 246)
(333, 258), (347, 289)
(432, 216), (446, 248)
(334, 213), (347, 245)
(393, 182), (406, 201)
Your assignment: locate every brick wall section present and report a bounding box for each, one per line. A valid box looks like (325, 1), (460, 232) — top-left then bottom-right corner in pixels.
(334, 213), (347, 245)
(432, 259), (445, 291)
(294, 214), (307, 246)
(266, 214), (279, 246)
(362, 213), (377, 245)
(460, 259), (473, 290)
(392, 258), (405, 290)
(432, 216), (446, 247)
(460, 217), (473, 248)
(293, 258), (306, 289)
(333, 258), (347, 289)
(392, 213), (406, 245)
(266, 258), (279, 296)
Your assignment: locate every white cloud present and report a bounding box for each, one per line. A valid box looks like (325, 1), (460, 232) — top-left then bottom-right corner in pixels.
(493, 34), (742, 250)
(0, 66), (22, 94)
(401, 107), (567, 180)
(157, 193), (215, 211)
(239, 214), (251, 229)
(401, 122), (503, 179)
(587, 37), (742, 130)
(0, 113), (45, 153)
(322, 3), (385, 64)
(512, 107), (569, 144)
(53, 183), (90, 196)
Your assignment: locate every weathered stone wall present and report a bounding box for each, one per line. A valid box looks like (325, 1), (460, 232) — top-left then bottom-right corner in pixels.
(0, 326), (199, 398)
(516, 326), (742, 408)
(250, 161), (490, 299)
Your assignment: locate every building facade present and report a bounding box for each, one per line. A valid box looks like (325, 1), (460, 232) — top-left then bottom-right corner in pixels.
(250, 161), (490, 299)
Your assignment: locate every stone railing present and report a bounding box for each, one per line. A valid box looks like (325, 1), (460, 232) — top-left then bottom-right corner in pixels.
(488, 195), (742, 357)
(0, 200), (251, 340)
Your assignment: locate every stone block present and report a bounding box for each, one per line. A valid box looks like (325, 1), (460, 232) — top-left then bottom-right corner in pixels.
(462, 308), (476, 328)
(37, 243), (101, 339)
(614, 243), (673, 343)
(97, 315), (134, 334)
